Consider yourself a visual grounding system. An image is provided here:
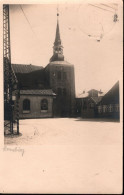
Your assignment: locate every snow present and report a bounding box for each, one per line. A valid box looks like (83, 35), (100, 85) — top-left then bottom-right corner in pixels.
(4, 118), (122, 146)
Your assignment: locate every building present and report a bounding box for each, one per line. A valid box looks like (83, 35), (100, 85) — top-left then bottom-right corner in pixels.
(76, 81), (120, 120)
(97, 81), (120, 119)
(19, 89), (55, 119)
(44, 13), (75, 117)
(76, 89), (103, 118)
(12, 12), (75, 119)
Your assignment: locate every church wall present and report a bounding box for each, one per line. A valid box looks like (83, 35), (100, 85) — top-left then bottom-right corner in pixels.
(19, 95), (53, 119)
(45, 63), (75, 117)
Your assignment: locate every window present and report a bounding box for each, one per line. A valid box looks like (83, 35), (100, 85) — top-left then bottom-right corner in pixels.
(23, 99), (30, 113)
(108, 104), (113, 112)
(98, 105), (102, 113)
(41, 99), (48, 110)
(103, 105), (107, 113)
(115, 104), (119, 112)
(57, 71), (61, 80)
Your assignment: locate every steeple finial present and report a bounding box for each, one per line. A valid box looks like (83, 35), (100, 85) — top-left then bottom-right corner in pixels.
(57, 6), (59, 17)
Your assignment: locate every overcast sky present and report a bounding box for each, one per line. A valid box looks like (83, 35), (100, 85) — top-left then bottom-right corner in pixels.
(9, 1), (123, 95)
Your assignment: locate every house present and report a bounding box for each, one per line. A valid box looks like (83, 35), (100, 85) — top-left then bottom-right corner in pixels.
(76, 89), (103, 118)
(97, 81), (120, 119)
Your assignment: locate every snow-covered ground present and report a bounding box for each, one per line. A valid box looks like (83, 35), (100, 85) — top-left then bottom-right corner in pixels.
(3, 118), (122, 193)
(4, 118), (122, 145)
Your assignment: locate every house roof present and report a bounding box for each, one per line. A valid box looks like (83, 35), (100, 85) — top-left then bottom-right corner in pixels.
(76, 92), (89, 98)
(20, 89), (56, 96)
(12, 64), (43, 74)
(87, 89), (103, 93)
(99, 81), (119, 105)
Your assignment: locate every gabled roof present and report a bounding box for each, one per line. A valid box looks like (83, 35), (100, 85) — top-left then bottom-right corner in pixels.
(76, 89), (104, 99)
(99, 81), (119, 105)
(91, 96), (103, 104)
(12, 64), (43, 74)
(20, 89), (56, 96)
(76, 92), (89, 98)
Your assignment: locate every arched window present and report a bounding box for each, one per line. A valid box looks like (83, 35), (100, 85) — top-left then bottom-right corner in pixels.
(23, 99), (30, 113)
(41, 99), (48, 110)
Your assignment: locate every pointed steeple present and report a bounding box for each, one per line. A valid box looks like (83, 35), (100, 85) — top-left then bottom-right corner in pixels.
(54, 13), (61, 46)
(50, 10), (64, 62)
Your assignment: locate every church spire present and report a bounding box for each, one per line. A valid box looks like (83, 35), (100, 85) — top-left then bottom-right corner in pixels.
(50, 9), (64, 62)
(54, 11), (61, 46)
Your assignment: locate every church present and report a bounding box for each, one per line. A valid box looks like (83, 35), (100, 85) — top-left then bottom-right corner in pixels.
(12, 12), (75, 119)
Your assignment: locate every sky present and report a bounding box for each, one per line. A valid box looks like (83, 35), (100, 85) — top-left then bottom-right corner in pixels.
(9, 1), (123, 95)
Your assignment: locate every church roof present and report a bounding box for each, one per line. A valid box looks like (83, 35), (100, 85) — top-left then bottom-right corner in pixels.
(20, 89), (56, 96)
(50, 11), (65, 62)
(48, 60), (73, 66)
(50, 53), (64, 62)
(12, 64), (43, 74)
(54, 19), (61, 46)
(11, 64), (46, 90)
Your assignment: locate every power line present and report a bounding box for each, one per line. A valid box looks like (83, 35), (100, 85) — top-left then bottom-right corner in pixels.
(101, 4), (117, 11)
(89, 4), (114, 13)
(19, 5), (37, 37)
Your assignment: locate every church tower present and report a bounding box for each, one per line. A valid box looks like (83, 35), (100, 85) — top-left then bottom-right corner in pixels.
(50, 12), (64, 62)
(45, 10), (75, 117)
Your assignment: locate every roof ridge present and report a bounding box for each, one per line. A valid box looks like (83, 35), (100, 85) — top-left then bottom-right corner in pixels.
(20, 89), (56, 96)
(12, 63), (43, 67)
(12, 64), (44, 74)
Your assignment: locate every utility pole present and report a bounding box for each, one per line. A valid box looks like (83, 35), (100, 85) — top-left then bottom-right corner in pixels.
(3, 5), (19, 135)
